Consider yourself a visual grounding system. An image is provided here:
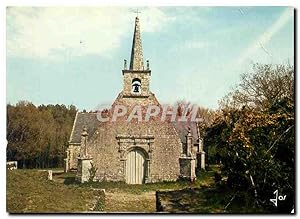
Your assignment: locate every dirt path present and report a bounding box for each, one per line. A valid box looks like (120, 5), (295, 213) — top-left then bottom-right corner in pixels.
(104, 191), (156, 213)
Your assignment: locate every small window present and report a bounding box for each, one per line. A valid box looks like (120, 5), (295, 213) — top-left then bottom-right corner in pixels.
(132, 78), (141, 94)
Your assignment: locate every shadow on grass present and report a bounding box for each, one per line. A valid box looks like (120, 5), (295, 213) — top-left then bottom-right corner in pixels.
(64, 176), (78, 185)
(54, 171), (78, 185)
(156, 185), (272, 213)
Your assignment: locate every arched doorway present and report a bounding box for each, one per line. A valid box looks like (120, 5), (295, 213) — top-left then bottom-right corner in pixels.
(126, 148), (146, 184)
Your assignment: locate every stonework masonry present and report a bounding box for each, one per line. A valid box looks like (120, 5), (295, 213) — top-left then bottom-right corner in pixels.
(76, 157), (93, 183)
(65, 15), (206, 184)
(85, 92), (183, 182)
(130, 17), (144, 71)
(122, 70), (151, 97)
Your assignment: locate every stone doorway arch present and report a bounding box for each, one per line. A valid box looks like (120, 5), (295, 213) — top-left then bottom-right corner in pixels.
(116, 134), (154, 183)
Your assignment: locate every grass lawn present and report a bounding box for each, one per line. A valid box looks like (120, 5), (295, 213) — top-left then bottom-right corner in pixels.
(7, 165), (263, 213)
(77, 165), (224, 213)
(6, 170), (104, 213)
(78, 165), (218, 194)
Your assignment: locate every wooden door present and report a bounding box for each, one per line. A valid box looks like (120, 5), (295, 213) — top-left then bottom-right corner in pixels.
(126, 149), (145, 184)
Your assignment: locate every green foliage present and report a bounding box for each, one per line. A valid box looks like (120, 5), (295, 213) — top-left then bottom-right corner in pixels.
(209, 103), (294, 212)
(7, 101), (77, 168)
(205, 64), (295, 213)
(88, 162), (98, 182)
(93, 192), (105, 211)
(214, 171), (222, 183)
(220, 63), (294, 110)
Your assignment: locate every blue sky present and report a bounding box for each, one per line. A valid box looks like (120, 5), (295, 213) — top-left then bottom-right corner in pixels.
(6, 6), (294, 110)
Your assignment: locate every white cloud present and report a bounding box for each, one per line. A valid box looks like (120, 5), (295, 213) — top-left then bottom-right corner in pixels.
(7, 7), (175, 60)
(236, 7), (293, 65)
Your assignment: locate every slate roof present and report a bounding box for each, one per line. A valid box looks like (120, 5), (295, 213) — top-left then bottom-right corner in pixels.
(172, 121), (199, 144)
(69, 112), (99, 144)
(69, 111), (199, 145)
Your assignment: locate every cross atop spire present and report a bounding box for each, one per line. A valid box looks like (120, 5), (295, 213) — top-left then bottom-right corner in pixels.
(134, 8), (141, 17)
(129, 15), (144, 70)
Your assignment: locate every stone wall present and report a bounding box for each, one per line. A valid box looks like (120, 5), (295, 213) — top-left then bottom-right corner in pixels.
(87, 119), (182, 183)
(65, 91), (201, 183)
(85, 94), (182, 183)
(76, 157), (93, 183)
(65, 144), (81, 171)
(179, 156), (196, 180)
(122, 70), (151, 97)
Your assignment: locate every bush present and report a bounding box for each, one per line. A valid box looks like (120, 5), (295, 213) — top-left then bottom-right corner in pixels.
(88, 162), (98, 182)
(214, 172), (222, 183)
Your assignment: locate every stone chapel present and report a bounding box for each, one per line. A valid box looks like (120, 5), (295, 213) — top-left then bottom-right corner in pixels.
(64, 16), (206, 184)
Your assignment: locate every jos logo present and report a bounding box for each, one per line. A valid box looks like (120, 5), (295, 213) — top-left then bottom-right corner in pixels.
(270, 190), (286, 207)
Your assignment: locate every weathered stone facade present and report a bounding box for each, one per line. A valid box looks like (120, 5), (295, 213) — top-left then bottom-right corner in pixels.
(65, 112), (98, 171)
(129, 16), (144, 71)
(87, 121), (182, 182)
(65, 16), (206, 184)
(178, 128), (196, 180)
(76, 157), (93, 183)
(122, 70), (151, 97)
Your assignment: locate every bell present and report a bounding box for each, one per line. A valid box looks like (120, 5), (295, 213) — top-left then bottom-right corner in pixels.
(133, 84), (140, 93)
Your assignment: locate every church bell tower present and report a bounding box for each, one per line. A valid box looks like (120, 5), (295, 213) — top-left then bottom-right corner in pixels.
(122, 16), (151, 98)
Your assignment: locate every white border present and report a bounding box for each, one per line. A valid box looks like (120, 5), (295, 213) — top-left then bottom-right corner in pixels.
(1, 0), (298, 218)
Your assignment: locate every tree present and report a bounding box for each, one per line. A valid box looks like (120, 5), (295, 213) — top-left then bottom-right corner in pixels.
(205, 63), (295, 212)
(7, 101), (77, 168)
(220, 63), (294, 111)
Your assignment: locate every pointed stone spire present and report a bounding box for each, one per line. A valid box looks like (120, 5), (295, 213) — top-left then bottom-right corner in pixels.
(130, 16), (144, 70)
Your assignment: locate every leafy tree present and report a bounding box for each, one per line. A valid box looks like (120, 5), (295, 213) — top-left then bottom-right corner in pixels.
(7, 101), (77, 168)
(205, 64), (295, 212)
(220, 63), (294, 111)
